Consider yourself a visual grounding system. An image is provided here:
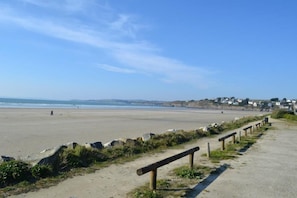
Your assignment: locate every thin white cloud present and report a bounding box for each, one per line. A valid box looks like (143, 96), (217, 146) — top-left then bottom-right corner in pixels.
(113, 51), (216, 88)
(19, 0), (97, 13)
(19, 0), (50, 7)
(110, 14), (148, 39)
(0, 1), (217, 89)
(0, 8), (153, 52)
(98, 64), (136, 74)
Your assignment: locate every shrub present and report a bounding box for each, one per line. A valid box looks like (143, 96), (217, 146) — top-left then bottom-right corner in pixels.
(208, 126), (221, 135)
(221, 116), (263, 131)
(164, 133), (188, 146)
(194, 129), (209, 137)
(271, 109), (297, 121)
(271, 109), (294, 119)
(60, 149), (84, 169)
(31, 165), (53, 179)
(58, 146), (108, 171)
(284, 114), (297, 121)
(0, 161), (31, 187)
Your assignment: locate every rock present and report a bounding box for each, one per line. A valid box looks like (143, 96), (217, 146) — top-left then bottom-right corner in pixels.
(103, 141), (112, 148)
(104, 139), (125, 148)
(85, 142), (103, 150)
(167, 129), (177, 132)
(136, 137), (143, 142)
(141, 133), (155, 141)
(119, 138), (138, 146)
(0, 155), (15, 163)
(199, 126), (209, 132)
(84, 143), (92, 149)
(166, 129), (183, 133)
(210, 123), (219, 128)
(22, 145), (66, 166)
(64, 142), (78, 149)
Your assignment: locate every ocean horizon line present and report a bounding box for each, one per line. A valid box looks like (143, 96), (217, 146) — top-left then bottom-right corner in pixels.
(0, 97), (168, 109)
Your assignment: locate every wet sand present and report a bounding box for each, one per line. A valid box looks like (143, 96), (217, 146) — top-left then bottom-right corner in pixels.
(0, 108), (261, 158)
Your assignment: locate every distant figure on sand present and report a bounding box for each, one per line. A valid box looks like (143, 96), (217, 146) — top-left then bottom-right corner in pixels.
(50, 110), (54, 116)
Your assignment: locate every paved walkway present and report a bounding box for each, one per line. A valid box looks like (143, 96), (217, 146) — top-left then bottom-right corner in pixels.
(189, 119), (297, 198)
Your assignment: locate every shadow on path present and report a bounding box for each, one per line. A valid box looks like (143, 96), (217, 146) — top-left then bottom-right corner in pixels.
(185, 163), (229, 198)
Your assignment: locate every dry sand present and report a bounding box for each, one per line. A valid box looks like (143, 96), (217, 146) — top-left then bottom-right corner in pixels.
(0, 108), (260, 158)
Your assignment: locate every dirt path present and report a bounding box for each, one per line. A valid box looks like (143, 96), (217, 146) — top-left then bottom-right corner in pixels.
(10, 121), (263, 198)
(189, 119), (297, 198)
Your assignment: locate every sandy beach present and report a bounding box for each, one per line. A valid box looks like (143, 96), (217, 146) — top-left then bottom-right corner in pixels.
(0, 107), (261, 158)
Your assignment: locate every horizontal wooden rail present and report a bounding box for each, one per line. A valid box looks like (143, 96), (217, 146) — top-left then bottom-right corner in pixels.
(255, 122), (261, 129)
(243, 125), (253, 136)
(136, 146), (200, 189)
(218, 132), (237, 150)
(218, 132), (237, 142)
(243, 125), (252, 130)
(137, 146), (200, 175)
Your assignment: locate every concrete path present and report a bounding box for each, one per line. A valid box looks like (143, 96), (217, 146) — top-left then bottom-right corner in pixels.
(189, 119), (297, 198)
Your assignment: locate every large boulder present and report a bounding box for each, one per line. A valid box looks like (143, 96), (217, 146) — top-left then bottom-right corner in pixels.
(167, 129), (177, 132)
(104, 139), (125, 148)
(199, 126), (209, 132)
(119, 138), (138, 147)
(234, 117), (240, 121)
(141, 133), (155, 141)
(22, 145), (66, 166)
(0, 155), (15, 163)
(64, 142), (78, 149)
(84, 141), (104, 150)
(166, 129), (183, 133)
(210, 123), (219, 128)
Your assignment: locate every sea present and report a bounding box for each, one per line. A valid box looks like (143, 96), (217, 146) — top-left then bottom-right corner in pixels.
(0, 98), (164, 109)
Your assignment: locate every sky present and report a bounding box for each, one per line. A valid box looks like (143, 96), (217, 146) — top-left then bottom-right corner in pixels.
(0, 0), (296, 101)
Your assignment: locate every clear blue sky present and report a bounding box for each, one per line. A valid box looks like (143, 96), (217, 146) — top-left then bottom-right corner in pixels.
(0, 0), (296, 101)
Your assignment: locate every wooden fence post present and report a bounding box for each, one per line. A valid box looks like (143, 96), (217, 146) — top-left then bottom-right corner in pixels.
(218, 132), (236, 151)
(150, 169), (157, 190)
(221, 139), (225, 151)
(189, 153), (194, 169)
(206, 142), (210, 158)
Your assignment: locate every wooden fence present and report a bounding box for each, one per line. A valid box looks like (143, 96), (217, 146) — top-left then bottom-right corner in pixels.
(243, 125), (253, 136)
(218, 132), (237, 150)
(136, 120), (269, 190)
(136, 146), (200, 190)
